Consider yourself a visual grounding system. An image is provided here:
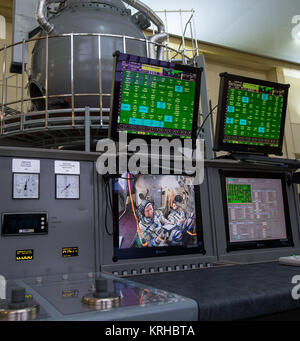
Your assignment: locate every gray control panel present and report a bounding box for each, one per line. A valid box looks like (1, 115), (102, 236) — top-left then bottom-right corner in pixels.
(0, 147), (299, 283)
(0, 148), (99, 279)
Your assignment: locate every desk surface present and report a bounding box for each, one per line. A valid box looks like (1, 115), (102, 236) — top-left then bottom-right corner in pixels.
(1, 272), (198, 321)
(130, 262), (300, 321)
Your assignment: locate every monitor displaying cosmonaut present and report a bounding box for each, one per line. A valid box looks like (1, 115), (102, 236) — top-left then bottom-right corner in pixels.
(112, 173), (204, 260)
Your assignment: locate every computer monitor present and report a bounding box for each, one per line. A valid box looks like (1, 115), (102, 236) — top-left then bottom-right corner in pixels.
(214, 73), (290, 156)
(220, 171), (293, 251)
(109, 52), (202, 142)
(112, 173), (204, 260)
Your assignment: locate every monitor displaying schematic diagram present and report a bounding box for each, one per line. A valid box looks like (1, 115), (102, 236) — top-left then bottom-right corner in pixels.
(112, 173), (205, 260)
(109, 52), (202, 142)
(214, 73), (290, 156)
(220, 171), (294, 251)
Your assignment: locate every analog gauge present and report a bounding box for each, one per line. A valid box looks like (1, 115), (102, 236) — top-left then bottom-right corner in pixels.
(56, 174), (80, 199)
(13, 173), (39, 199)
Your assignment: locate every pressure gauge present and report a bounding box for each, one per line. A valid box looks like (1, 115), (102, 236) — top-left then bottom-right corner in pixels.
(56, 174), (80, 199)
(13, 173), (39, 199)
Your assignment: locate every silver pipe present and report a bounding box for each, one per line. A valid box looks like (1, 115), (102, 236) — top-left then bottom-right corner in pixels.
(149, 33), (167, 60)
(98, 35), (103, 126)
(123, 36), (127, 53)
(164, 9), (170, 62)
(122, 0), (168, 59)
(193, 15), (199, 56)
(70, 33), (74, 126)
(45, 35), (49, 128)
(21, 40), (25, 130)
(15, 74), (18, 112)
(1, 45), (7, 135)
(179, 9), (186, 64)
(36, 0), (54, 34)
(85, 106), (91, 152)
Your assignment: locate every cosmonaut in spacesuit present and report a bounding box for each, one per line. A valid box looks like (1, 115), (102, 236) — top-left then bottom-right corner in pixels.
(161, 195), (196, 245)
(135, 200), (168, 247)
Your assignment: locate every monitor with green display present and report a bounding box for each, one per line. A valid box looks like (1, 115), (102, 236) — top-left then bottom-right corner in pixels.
(214, 73), (290, 156)
(109, 52), (202, 142)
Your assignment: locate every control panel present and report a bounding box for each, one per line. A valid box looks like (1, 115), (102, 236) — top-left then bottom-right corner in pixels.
(0, 150), (98, 279)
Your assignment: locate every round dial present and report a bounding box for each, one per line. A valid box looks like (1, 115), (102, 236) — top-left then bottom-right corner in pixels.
(56, 175), (80, 199)
(13, 173), (39, 199)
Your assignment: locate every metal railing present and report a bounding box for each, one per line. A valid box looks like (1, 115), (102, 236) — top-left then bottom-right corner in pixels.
(150, 9), (199, 64)
(0, 32), (198, 147)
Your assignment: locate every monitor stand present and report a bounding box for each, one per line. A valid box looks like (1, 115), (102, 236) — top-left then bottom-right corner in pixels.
(215, 152), (300, 170)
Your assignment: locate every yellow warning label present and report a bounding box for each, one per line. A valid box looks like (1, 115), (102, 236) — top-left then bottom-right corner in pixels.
(142, 64), (163, 74)
(16, 256), (33, 261)
(62, 247), (78, 258)
(16, 250), (34, 261)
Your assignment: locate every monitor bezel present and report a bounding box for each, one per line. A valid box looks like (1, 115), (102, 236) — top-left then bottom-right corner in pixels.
(220, 170), (294, 252)
(112, 173), (205, 260)
(214, 73), (290, 156)
(109, 51), (202, 144)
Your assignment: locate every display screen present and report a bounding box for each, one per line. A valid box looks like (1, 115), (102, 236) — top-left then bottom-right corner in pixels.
(109, 52), (202, 141)
(221, 172), (293, 251)
(113, 173), (204, 260)
(214, 73), (290, 155)
(2, 213), (48, 236)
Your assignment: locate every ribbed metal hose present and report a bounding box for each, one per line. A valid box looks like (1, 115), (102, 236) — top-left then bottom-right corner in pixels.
(122, 0), (168, 59)
(36, 0), (54, 34)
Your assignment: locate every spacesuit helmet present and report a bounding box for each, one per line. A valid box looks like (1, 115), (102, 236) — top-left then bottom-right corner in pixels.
(138, 200), (154, 219)
(172, 195), (183, 210)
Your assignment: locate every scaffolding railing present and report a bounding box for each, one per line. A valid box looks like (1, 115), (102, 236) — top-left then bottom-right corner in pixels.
(0, 32), (199, 147)
(150, 9), (199, 64)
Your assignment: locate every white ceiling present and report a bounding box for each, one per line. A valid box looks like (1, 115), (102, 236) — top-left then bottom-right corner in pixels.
(142, 0), (300, 64)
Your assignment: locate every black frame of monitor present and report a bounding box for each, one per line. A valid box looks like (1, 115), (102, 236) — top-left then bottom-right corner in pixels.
(112, 173), (205, 261)
(220, 170), (294, 252)
(214, 73), (290, 156)
(109, 51), (202, 145)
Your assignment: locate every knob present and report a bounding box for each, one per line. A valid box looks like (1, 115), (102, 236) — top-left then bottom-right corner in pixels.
(11, 287), (25, 304)
(8, 287), (27, 309)
(93, 279), (109, 299)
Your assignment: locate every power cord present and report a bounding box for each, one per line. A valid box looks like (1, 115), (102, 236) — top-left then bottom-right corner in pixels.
(196, 104), (218, 140)
(103, 174), (136, 236)
(104, 180), (113, 237)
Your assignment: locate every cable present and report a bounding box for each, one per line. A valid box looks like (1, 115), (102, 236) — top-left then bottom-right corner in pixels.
(127, 174), (149, 247)
(196, 104), (218, 140)
(103, 174), (135, 236)
(106, 181), (113, 214)
(117, 174), (136, 180)
(104, 181), (113, 237)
